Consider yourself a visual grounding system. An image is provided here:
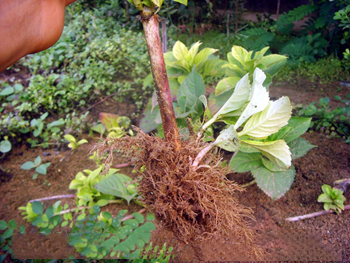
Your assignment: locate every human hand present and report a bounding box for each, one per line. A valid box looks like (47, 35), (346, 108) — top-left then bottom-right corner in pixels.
(0, 0), (77, 72)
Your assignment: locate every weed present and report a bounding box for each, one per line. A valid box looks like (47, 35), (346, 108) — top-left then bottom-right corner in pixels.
(0, 219), (25, 262)
(20, 156), (51, 179)
(318, 184), (346, 214)
(64, 134), (88, 152)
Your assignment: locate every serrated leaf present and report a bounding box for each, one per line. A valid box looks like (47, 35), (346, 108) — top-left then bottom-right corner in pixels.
(21, 161), (35, 170)
(252, 165), (295, 200)
(95, 173), (136, 204)
(32, 201), (44, 215)
(234, 68), (269, 129)
(229, 152), (263, 172)
(284, 117), (312, 143)
(288, 137), (316, 159)
(242, 139), (291, 169)
(239, 96), (292, 138)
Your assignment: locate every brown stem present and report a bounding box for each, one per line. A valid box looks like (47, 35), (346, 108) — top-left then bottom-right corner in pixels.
(285, 205), (350, 222)
(113, 162), (131, 168)
(141, 12), (180, 149)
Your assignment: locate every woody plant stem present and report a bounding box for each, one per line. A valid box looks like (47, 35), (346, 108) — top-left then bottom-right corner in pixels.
(140, 8), (180, 149)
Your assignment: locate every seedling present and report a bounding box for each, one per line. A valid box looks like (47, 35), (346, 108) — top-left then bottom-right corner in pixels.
(317, 184), (346, 214)
(64, 134), (88, 152)
(21, 156), (51, 179)
(0, 219), (25, 263)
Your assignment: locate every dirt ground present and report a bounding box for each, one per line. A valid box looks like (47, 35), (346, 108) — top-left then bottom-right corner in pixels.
(0, 77), (350, 261)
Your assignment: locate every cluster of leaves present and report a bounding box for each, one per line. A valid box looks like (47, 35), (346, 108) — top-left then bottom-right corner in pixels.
(91, 113), (133, 139)
(318, 184), (346, 214)
(69, 205), (156, 259)
(237, 1), (350, 66)
(21, 156), (51, 179)
(0, 219), (25, 262)
(296, 95), (350, 143)
(69, 166), (138, 207)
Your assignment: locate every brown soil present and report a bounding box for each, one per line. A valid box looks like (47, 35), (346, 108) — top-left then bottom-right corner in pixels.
(0, 79), (350, 261)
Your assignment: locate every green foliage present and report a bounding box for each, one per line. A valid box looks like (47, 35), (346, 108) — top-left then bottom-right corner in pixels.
(91, 113), (133, 138)
(317, 184), (346, 214)
(217, 45), (287, 95)
(0, 219), (25, 263)
(21, 156), (51, 179)
(64, 134), (88, 152)
(163, 40), (224, 85)
(296, 95), (350, 143)
(69, 167), (138, 207)
(69, 205), (156, 259)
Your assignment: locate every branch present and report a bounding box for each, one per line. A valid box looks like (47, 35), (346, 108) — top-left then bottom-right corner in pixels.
(29, 194), (76, 203)
(285, 205), (350, 222)
(192, 143), (214, 167)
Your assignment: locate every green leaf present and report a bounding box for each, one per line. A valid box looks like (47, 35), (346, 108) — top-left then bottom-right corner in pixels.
(34, 156), (42, 166)
(317, 193), (332, 203)
(132, 213), (145, 224)
(239, 96), (292, 138)
(173, 41), (189, 64)
(283, 117), (312, 143)
(177, 68), (205, 115)
(242, 139), (291, 170)
(173, 0), (187, 5)
(215, 77), (241, 96)
(229, 152), (263, 172)
(0, 140), (11, 153)
(0, 221), (7, 230)
(234, 68), (269, 129)
(139, 102), (162, 133)
(100, 113), (120, 131)
(258, 54), (287, 76)
(8, 219), (17, 229)
(32, 201), (44, 215)
(3, 228), (14, 239)
(194, 48), (218, 70)
(95, 173), (136, 204)
(32, 173), (39, 179)
(252, 165), (295, 200)
(0, 86), (14, 96)
(288, 137), (316, 159)
(36, 163), (50, 175)
(64, 134), (76, 143)
(231, 46), (249, 67)
(96, 199), (110, 207)
(18, 225), (25, 234)
(21, 161), (35, 170)
(213, 125), (240, 152)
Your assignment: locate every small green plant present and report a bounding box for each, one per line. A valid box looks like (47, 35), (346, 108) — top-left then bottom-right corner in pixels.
(21, 156), (51, 179)
(64, 134), (88, 152)
(91, 113), (133, 138)
(69, 166), (138, 207)
(142, 242), (175, 261)
(69, 205), (156, 259)
(317, 184), (346, 214)
(0, 219), (25, 262)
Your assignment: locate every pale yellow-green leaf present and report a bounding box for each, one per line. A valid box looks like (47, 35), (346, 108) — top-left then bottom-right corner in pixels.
(77, 139), (89, 146)
(234, 68), (269, 129)
(194, 48), (218, 69)
(231, 46), (249, 66)
(64, 134), (76, 143)
(252, 46), (270, 59)
(215, 76), (241, 96)
(188, 41), (201, 62)
(239, 96), (292, 138)
(241, 139), (291, 170)
(173, 41), (189, 61)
